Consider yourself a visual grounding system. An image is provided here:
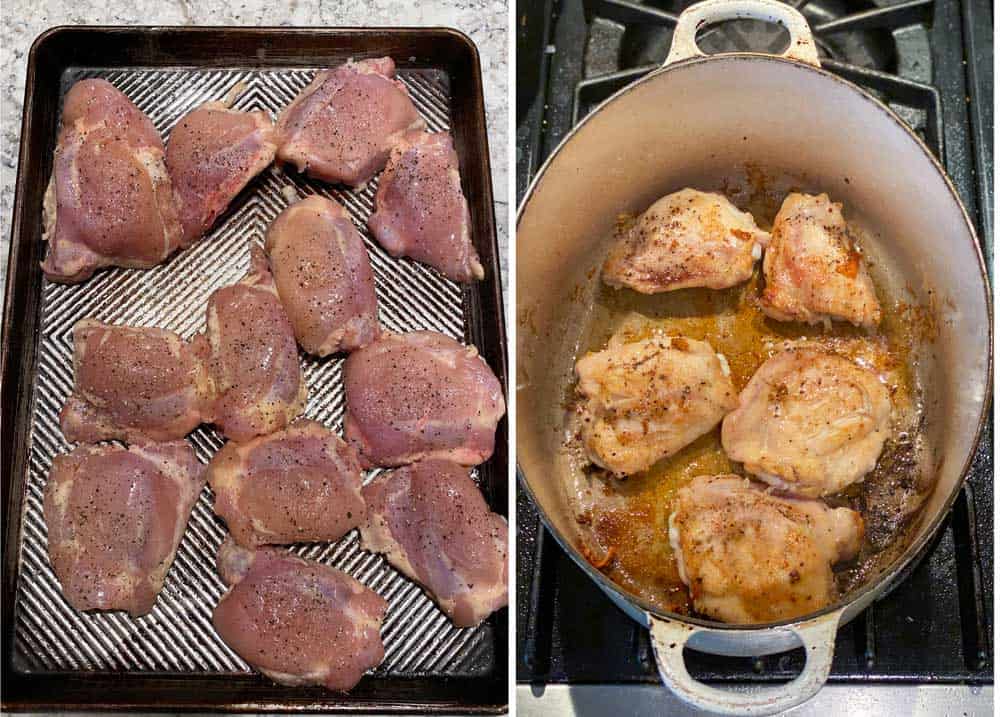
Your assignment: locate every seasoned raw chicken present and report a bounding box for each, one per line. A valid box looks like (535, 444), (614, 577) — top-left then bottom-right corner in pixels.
(207, 419), (365, 548)
(42, 79), (184, 283)
(343, 331), (506, 468)
(275, 58), (424, 187)
(721, 349), (892, 497)
(367, 130), (484, 282)
(360, 459), (508, 627)
(43, 441), (205, 616)
(602, 188), (769, 293)
(193, 247), (307, 442)
(60, 319), (209, 443)
(166, 99), (277, 245)
(761, 193), (882, 328)
(668, 474), (864, 623)
(265, 195), (379, 355)
(575, 334), (737, 476)
(213, 539), (386, 691)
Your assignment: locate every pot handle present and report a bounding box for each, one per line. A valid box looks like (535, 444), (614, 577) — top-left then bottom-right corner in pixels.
(649, 607), (844, 716)
(665, 0), (821, 68)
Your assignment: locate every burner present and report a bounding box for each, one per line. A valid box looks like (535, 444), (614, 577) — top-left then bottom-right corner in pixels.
(576, 0), (937, 141)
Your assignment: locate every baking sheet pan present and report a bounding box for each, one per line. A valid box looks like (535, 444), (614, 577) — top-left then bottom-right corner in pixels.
(1, 26), (507, 713)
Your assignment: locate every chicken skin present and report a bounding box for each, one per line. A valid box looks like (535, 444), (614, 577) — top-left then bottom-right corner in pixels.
(213, 539), (387, 692)
(166, 99), (277, 245)
(265, 195), (379, 355)
(669, 475), (863, 623)
(602, 189), (769, 293)
(367, 130), (484, 282)
(60, 319), (210, 443)
(42, 79), (184, 283)
(721, 349), (891, 497)
(575, 334), (737, 477)
(343, 331), (505, 468)
(43, 441), (205, 616)
(275, 57), (424, 187)
(193, 247), (306, 442)
(207, 419), (365, 548)
(360, 460), (508, 628)
(761, 193), (882, 328)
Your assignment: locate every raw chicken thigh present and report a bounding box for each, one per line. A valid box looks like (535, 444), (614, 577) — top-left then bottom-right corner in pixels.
(60, 319), (209, 443)
(360, 459), (508, 627)
(761, 193), (882, 328)
(213, 539), (386, 691)
(193, 247), (306, 442)
(43, 441), (205, 616)
(265, 195), (379, 355)
(42, 79), (184, 283)
(275, 57), (424, 187)
(166, 98), (277, 245)
(367, 130), (484, 282)
(574, 334), (737, 477)
(343, 331), (506, 468)
(668, 474), (864, 623)
(602, 188), (769, 293)
(721, 349), (892, 497)
(207, 419), (365, 548)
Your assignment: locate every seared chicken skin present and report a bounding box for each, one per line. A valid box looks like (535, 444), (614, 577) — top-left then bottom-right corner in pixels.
(602, 189), (769, 293)
(575, 334), (737, 476)
(722, 349), (891, 497)
(668, 474), (864, 623)
(761, 193), (882, 328)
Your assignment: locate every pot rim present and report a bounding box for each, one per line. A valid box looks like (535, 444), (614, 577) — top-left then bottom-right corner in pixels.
(515, 50), (994, 633)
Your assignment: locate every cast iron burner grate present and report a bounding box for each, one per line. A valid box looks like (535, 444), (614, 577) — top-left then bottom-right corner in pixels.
(516, 0), (992, 687)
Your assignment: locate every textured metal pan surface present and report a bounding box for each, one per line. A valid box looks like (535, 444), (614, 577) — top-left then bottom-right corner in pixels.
(10, 62), (500, 685)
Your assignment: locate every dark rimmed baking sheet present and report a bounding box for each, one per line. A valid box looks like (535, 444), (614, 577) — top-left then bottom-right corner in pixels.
(2, 27), (507, 713)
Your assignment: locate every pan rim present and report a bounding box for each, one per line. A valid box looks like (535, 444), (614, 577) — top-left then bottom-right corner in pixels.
(515, 50), (994, 633)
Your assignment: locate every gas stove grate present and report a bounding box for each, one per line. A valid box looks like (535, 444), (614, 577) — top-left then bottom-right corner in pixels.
(516, 0), (992, 686)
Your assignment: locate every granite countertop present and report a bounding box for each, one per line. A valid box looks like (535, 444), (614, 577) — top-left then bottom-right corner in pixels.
(0, 0), (508, 300)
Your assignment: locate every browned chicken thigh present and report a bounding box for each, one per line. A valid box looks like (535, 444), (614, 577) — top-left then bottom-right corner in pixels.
(761, 193), (882, 328)
(343, 331), (505, 468)
(275, 58), (424, 187)
(60, 319), (210, 443)
(265, 195), (379, 355)
(212, 539), (387, 691)
(367, 130), (484, 282)
(193, 247), (307, 442)
(166, 98), (277, 245)
(668, 474), (864, 623)
(602, 188), (769, 293)
(207, 419), (365, 548)
(574, 333), (737, 476)
(43, 441), (205, 616)
(722, 349), (892, 497)
(361, 459), (508, 628)
(42, 79), (184, 283)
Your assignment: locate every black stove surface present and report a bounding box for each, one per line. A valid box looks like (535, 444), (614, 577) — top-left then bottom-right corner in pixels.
(516, 0), (993, 686)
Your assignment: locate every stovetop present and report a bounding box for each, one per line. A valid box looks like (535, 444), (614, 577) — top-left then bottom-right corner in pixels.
(516, 0), (993, 693)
